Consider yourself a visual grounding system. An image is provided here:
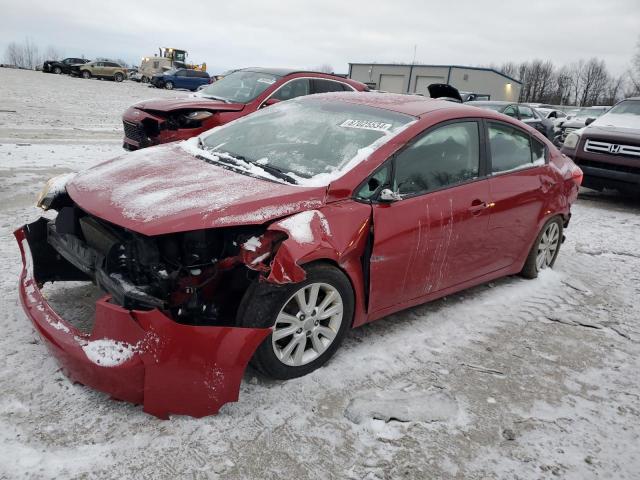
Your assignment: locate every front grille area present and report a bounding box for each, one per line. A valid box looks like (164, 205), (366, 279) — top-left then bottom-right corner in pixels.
(123, 120), (146, 144)
(584, 139), (640, 158)
(578, 159), (640, 175)
(561, 127), (578, 141)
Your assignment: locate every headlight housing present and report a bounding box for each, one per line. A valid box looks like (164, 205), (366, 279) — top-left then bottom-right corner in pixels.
(563, 132), (580, 149)
(36, 173), (76, 210)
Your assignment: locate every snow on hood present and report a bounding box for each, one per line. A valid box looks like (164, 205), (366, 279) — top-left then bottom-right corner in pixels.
(66, 144), (326, 236)
(592, 113), (640, 131)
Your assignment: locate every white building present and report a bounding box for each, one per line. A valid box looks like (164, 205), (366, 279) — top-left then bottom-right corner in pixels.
(348, 63), (522, 102)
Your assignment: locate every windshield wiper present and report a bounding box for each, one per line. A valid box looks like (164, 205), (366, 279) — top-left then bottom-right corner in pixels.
(214, 150), (298, 185)
(202, 94), (231, 103)
(249, 161), (298, 185)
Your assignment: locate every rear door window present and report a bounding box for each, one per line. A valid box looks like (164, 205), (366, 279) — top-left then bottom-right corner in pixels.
(503, 105), (518, 118)
(488, 122), (541, 173)
(518, 106), (535, 119)
(313, 79), (351, 93)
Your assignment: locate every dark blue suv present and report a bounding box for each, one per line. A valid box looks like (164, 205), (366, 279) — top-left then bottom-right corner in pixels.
(151, 68), (210, 91)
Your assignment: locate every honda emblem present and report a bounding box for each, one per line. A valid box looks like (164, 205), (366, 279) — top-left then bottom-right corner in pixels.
(609, 144), (621, 154)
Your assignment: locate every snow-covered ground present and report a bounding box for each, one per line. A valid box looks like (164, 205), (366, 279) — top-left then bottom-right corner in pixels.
(1, 68), (639, 479)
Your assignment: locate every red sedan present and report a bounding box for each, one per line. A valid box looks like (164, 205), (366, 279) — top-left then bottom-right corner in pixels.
(17, 93), (582, 417)
(121, 67), (368, 150)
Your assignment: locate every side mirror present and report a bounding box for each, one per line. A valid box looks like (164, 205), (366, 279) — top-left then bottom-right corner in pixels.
(262, 98), (281, 108)
(378, 188), (402, 202)
(585, 117), (596, 126)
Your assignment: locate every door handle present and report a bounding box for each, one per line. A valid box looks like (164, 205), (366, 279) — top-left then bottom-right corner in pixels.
(468, 200), (495, 215)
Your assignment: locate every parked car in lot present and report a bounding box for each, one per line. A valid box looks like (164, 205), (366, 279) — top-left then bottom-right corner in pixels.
(122, 67), (368, 150)
(535, 107), (567, 121)
(466, 101), (553, 138)
(553, 106), (610, 146)
(17, 92), (582, 417)
(42, 57), (90, 74)
(149, 68), (211, 90)
(71, 61), (127, 81)
(561, 97), (639, 194)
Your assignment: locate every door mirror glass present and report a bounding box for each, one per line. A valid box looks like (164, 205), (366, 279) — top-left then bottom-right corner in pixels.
(378, 188), (403, 202)
(585, 117), (596, 126)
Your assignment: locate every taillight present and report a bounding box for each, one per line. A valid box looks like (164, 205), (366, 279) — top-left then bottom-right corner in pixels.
(571, 164), (583, 186)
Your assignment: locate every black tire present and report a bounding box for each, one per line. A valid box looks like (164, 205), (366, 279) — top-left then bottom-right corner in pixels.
(237, 263), (354, 380)
(53, 66), (62, 74)
(520, 216), (563, 279)
(141, 76), (149, 83)
(114, 72), (124, 82)
(81, 70), (91, 79)
(165, 81), (174, 90)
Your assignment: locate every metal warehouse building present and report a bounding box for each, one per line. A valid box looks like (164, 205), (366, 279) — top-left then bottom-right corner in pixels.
(348, 63), (522, 101)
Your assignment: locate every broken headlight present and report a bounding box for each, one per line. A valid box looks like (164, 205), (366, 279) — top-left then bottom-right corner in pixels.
(36, 173), (76, 210)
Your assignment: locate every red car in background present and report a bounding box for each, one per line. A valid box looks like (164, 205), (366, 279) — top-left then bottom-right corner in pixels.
(17, 93), (582, 418)
(122, 67), (368, 150)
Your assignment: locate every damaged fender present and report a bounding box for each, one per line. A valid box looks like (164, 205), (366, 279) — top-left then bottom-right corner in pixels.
(15, 227), (271, 418)
(242, 204), (373, 327)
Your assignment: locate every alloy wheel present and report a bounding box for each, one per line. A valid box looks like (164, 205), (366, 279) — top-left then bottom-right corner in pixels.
(272, 282), (344, 367)
(536, 222), (560, 270)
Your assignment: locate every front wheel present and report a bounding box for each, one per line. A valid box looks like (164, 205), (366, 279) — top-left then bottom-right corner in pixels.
(237, 264), (353, 379)
(165, 81), (174, 90)
(141, 76), (149, 83)
(81, 70), (91, 79)
(53, 66), (62, 74)
(114, 72), (124, 82)
(520, 217), (563, 279)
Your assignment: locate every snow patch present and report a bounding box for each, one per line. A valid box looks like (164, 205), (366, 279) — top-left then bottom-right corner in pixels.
(345, 390), (459, 424)
(277, 210), (330, 244)
(81, 339), (136, 367)
(242, 236), (262, 252)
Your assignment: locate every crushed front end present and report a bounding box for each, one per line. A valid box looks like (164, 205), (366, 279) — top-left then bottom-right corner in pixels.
(14, 204), (277, 417)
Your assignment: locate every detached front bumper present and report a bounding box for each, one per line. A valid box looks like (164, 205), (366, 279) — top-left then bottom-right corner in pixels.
(14, 226), (271, 418)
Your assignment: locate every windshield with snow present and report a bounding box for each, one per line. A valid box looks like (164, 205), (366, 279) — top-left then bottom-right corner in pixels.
(198, 71), (280, 103)
(199, 97), (414, 183)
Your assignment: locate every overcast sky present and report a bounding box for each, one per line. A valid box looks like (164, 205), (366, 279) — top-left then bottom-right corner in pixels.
(1, 0), (638, 76)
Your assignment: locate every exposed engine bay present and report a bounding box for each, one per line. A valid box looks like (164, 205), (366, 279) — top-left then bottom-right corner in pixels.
(29, 197), (284, 326)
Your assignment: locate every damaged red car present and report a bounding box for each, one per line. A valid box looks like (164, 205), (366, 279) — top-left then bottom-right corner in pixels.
(16, 93), (582, 418)
(122, 67), (368, 150)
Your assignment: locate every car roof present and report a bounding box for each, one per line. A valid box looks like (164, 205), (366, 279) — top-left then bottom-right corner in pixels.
(466, 100), (513, 106)
(240, 67), (342, 77)
(306, 92), (486, 117)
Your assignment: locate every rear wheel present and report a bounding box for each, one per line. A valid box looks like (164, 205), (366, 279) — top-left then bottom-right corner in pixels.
(237, 264), (353, 379)
(520, 217), (563, 279)
(53, 66), (62, 74)
(81, 70), (91, 79)
(165, 81), (174, 90)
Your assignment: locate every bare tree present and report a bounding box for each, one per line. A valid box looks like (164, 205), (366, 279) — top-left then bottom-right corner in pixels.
(579, 58), (609, 106)
(44, 45), (63, 61)
(22, 37), (40, 69)
(4, 42), (25, 67)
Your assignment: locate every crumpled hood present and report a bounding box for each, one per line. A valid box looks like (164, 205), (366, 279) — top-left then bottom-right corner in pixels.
(66, 144), (326, 236)
(134, 97), (245, 114)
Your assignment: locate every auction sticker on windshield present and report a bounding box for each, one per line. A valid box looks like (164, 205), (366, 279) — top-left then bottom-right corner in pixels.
(339, 119), (393, 132)
(257, 78), (276, 84)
